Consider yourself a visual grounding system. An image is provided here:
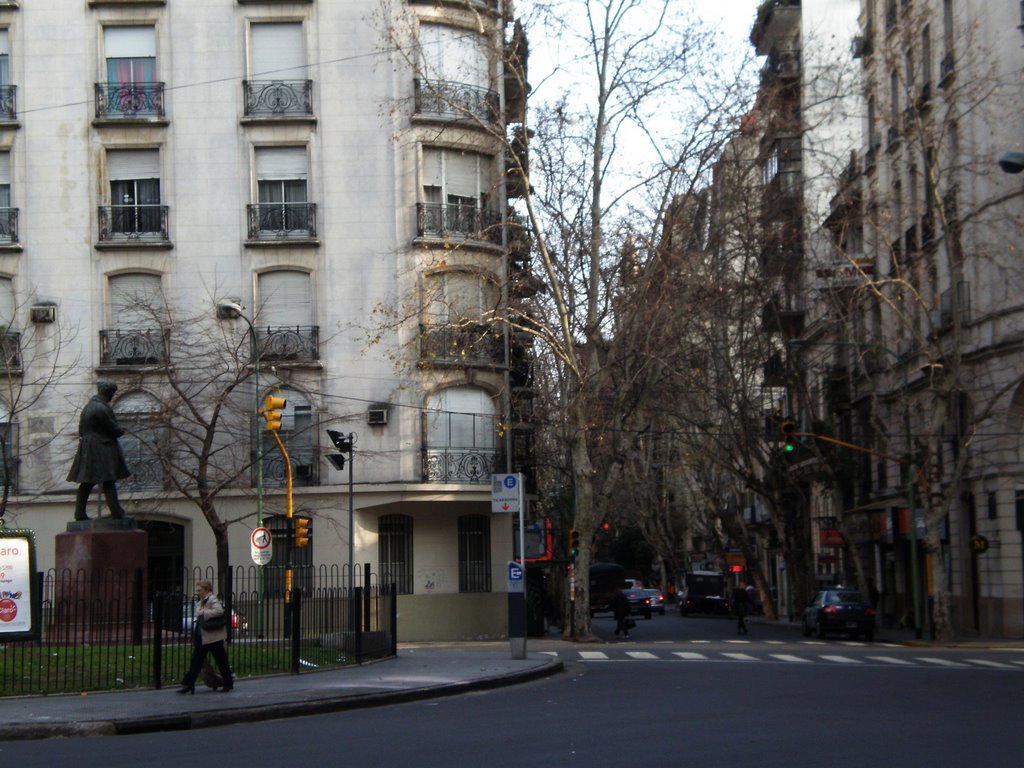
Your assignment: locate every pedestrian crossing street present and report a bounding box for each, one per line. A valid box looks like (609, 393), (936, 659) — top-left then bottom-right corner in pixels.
(543, 641), (1024, 671)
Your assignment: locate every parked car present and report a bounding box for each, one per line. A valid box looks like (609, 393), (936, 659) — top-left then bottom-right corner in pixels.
(644, 588), (666, 615)
(802, 588), (876, 640)
(678, 571), (730, 616)
(623, 588), (652, 620)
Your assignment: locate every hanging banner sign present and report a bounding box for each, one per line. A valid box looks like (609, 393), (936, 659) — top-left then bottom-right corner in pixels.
(0, 529), (39, 640)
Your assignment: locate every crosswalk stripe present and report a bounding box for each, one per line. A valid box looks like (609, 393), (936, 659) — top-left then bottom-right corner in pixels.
(867, 655), (914, 665)
(673, 651), (708, 660)
(917, 657), (966, 667)
(725, 639), (751, 644)
(771, 654), (812, 663)
(1012, 660), (1024, 667)
(626, 651), (658, 659)
(764, 640), (785, 645)
(820, 655), (862, 664)
(579, 651), (608, 660)
(722, 652), (757, 661)
(966, 659), (1014, 669)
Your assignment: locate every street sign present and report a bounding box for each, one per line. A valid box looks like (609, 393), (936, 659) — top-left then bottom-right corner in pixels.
(250, 527), (272, 566)
(491, 473), (522, 514)
(507, 560), (524, 593)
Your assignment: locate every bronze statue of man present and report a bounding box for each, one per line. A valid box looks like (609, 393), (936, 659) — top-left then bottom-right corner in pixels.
(67, 380), (131, 521)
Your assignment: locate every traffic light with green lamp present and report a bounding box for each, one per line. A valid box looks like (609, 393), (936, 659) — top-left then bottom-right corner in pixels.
(569, 528), (580, 558)
(294, 516), (311, 548)
(780, 419), (797, 452)
(262, 394), (287, 432)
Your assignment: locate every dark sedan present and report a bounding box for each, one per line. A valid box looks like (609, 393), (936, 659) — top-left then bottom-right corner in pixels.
(624, 588), (652, 620)
(802, 588), (876, 640)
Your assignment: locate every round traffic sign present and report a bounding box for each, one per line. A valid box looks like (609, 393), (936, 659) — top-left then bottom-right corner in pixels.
(251, 527), (272, 565)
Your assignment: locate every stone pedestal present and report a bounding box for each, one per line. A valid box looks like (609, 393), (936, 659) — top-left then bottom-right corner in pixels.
(54, 518), (148, 639)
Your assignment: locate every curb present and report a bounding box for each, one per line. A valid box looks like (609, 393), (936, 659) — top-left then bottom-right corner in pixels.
(0, 657), (564, 741)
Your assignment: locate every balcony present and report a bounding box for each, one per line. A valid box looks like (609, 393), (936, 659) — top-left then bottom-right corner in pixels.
(761, 49), (801, 87)
(97, 205), (171, 246)
(921, 210), (935, 247)
(761, 293), (805, 335)
(423, 445), (497, 484)
(939, 53), (955, 88)
(419, 322), (504, 367)
(94, 82), (166, 122)
(408, 0), (501, 13)
(751, 1), (801, 55)
(506, 124), (531, 199)
(0, 207), (18, 247)
(764, 168), (802, 213)
(263, 448), (320, 488)
(0, 85), (16, 123)
(415, 203), (502, 245)
(0, 330), (21, 371)
(504, 21), (529, 123)
(242, 80), (313, 120)
(255, 325), (319, 364)
(99, 328), (169, 367)
(413, 79), (499, 125)
(246, 202), (318, 243)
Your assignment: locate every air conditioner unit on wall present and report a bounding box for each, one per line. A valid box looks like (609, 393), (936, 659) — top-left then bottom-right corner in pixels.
(30, 304), (56, 324)
(367, 406), (389, 425)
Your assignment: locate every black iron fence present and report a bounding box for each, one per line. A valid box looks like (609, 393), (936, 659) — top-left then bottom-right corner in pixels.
(0, 564), (396, 697)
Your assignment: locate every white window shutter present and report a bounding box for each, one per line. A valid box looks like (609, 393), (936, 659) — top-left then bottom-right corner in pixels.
(255, 147), (307, 180)
(251, 23), (305, 79)
(259, 270), (312, 326)
(0, 277), (14, 327)
(110, 273), (162, 329)
(0, 152), (10, 185)
(419, 24), (488, 87)
(108, 150), (160, 180)
(446, 152), (479, 200)
(104, 26), (156, 58)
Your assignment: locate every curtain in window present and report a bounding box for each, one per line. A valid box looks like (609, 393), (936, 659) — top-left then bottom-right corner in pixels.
(109, 150), (161, 233)
(256, 148), (308, 231)
(104, 27), (156, 85)
(427, 387), (495, 449)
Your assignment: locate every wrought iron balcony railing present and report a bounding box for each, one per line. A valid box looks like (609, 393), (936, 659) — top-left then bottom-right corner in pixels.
(246, 202), (317, 240)
(255, 325), (319, 363)
(0, 331), (21, 370)
(423, 447), (496, 484)
(94, 82), (166, 119)
(262, 449), (320, 488)
(419, 322), (504, 367)
(120, 455), (165, 492)
(243, 80), (313, 118)
(99, 328), (169, 366)
(0, 208), (18, 245)
(414, 79), (499, 124)
(0, 85), (16, 121)
(416, 203), (503, 244)
(97, 205), (170, 243)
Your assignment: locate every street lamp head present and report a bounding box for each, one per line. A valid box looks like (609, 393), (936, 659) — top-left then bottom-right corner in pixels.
(216, 300), (244, 320)
(998, 151), (1024, 174)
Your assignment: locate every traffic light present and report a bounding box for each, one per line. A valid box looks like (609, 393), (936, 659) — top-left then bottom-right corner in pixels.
(780, 419), (797, 452)
(262, 394), (287, 432)
(327, 429), (353, 470)
(569, 528), (580, 557)
(294, 516), (311, 548)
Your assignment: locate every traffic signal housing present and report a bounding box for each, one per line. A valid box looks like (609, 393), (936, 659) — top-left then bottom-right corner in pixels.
(326, 429), (353, 470)
(781, 419), (797, 452)
(569, 528), (581, 557)
(294, 516), (311, 548)
(262, 394), (287, 432)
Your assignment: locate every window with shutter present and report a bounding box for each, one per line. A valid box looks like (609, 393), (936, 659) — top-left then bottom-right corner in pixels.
(255, 148), (309, 234)
(108, 150), (161, 235)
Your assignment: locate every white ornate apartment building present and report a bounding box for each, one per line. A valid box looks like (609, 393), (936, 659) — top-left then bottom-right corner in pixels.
(0, 0), (534, 641)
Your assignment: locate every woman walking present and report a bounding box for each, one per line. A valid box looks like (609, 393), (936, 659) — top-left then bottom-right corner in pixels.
(177, 579), (234, 694)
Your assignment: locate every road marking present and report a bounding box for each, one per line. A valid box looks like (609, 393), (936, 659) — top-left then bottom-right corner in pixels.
(839, 641), (866, 647)
(867, 655), (914, 665)
(579, 651), (608, 660)
(673, 652), (708, 660)
(820, 655), (862, 664)
(626, 651), (658, 659)
(539, 651), (558, 657)
(877, 643), (902, 648)
(725, 639), (751, 644)
(722, 652), (757, 661)
(800, 640), (827, 646)
(691, 640), (711, 644)
(966, 659), (1015, 669)
(1011, 660), (1024, 667)
(771, 654), (812, 663)
(916, 657), (967, 667)
(764, 640), (786, 645)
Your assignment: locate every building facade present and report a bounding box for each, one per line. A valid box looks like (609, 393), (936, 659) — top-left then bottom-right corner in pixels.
(0, 0), (534, 641)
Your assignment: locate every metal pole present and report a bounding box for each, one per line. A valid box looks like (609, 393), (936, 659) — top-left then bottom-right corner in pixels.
(348, 434), (354, 579)
(904, 359), (923, 639)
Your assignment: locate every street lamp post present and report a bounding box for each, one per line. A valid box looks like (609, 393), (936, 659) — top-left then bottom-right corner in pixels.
(217, 301), (265, 636)
(786, 338), (923, 639)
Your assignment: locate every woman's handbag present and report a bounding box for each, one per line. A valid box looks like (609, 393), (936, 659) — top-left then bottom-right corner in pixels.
(201, 611), (227, 631)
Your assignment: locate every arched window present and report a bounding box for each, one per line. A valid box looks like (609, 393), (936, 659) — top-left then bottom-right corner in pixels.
(262, 387), (318, 488)
(104, 273), (166, 365)
(458, 514), (491, 593)
(424, 386), (495, 483)
(256, 270), (317, 362)
(115, 390), (164, 491)
(379, 514), (413, 594)
(0, 276), (19, 370)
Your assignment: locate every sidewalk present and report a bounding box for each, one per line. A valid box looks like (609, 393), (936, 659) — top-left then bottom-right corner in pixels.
(0, 643), (563, 741)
